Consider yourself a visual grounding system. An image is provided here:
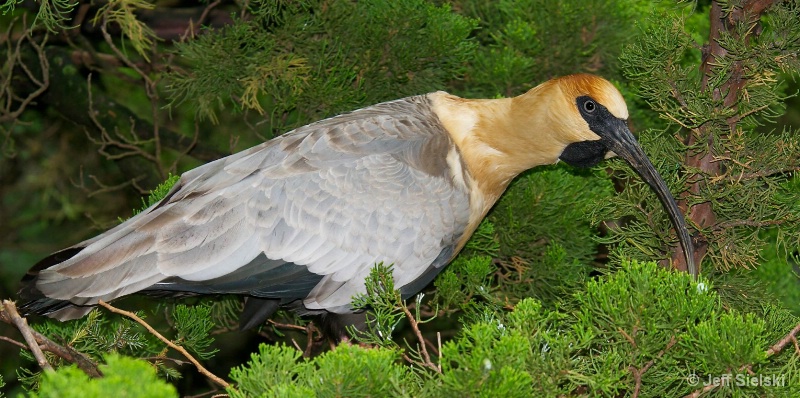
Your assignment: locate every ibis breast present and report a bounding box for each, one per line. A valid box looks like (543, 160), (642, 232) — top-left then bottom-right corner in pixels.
(33, 95), (473, 316)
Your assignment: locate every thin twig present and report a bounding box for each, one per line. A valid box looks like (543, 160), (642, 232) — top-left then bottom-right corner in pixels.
(183, 390), (225, 398)
(2, 300), (53, 372)
(0, 335), (28, 350)
(0, 25), (50, 123)
(98, 18), (153, 87)
(267, 319), (321, 358)
(726, 104), (771, 125)
(168, 120), (200, 173)
(737, 166), (800, 180)
(304, 322), (318, 359)
(143, 355), (190, 367)
(268, 319), (309, 332)
(629, 336), (677, 398)
(85, 75), (156, 161)
(766, 322), (800, 357)
(97, 300), (231, 389)
(400, 303), (440, 373)
(684, 380), (718, 398)
(99, 15), (168, 179)
(712, 219), (784, 231)
(85, 174), (147, 198)
(289, 337), (303, 352)
(437, 332), (442, 373)
(618, 327), (638, 348)
(0, 307), (100, 377)
(668, 79), (690, 109)
(182, 0), (223, 40)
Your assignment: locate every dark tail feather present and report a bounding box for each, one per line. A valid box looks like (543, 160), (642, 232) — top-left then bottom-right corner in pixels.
(238, 297), (281, 330)
(18, 247), (86, 319)
(319, 312), (368, 342)
(16, 296), (90, 319)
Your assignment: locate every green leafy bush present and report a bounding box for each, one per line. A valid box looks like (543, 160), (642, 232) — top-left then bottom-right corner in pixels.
(228, 343), (412, 398)
(227, 261), (800, 397)
(29, 354), (177, 398)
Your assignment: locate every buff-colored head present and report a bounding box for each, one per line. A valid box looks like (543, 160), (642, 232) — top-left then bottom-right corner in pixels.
(436, 74), (633, 177)
(553, 74), (629, 118)
(430, 73), (694, 277)
(521, 74), (630, 148)
(528, 74), (695, 278)
(463, 73), (693, 276)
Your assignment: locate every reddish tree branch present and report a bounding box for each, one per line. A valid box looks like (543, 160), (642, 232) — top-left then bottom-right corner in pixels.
(0, 335), (28, 350)
(766, 323), (800, 357)
(674, 0), (776, 272)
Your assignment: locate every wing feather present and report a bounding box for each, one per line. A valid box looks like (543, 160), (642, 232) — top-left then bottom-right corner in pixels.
(28, 95), (473, 316)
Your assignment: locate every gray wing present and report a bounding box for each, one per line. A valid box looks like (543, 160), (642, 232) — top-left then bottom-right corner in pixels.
(29, 95), (472, 317)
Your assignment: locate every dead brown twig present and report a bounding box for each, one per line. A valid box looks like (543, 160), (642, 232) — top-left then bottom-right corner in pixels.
(1, 301), (102, 377)
(400, 302), (441, 373)
(1, 300), (53, 372)
(85, 74), (158, 162)
(97, 300), (231, 389)
(98, 14), (169, 180)
(267, 319), (321, 358)
(70, 166), (149, 199)
(0, 16), (51, 124)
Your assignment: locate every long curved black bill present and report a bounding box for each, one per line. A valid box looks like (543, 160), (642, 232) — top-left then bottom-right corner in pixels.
(608, 125), (697, 278)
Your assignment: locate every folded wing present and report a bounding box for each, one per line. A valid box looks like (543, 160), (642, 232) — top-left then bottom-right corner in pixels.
(21, 95), (472, 319)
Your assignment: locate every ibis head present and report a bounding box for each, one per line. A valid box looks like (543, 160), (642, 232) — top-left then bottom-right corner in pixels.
(556, 76), (696, 277)
(460, 74), (697, 276)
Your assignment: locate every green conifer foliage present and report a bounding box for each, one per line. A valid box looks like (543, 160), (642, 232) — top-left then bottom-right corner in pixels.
(228, 343), (413, 398)
(226, 261), (800, 397)
(29, 354), (178, 398)
(2, 1), (800, 397)
(607, 3), (800, 276)
(452, 0), (640, 96)
(166, 0), (477, 127)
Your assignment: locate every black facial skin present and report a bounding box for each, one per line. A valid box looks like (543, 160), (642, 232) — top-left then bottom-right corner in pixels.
(558, 139), (608, 168)
(560, 95), (698, 278)
(559, 96), (622, 168)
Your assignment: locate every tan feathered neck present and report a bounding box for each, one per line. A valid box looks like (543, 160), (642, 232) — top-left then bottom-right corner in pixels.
(430, 74), (628, 201)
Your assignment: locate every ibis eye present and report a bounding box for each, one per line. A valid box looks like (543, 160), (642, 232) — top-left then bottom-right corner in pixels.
(583, 100), (596, 113)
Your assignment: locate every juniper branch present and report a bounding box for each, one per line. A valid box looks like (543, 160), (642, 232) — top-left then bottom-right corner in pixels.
(766, 322), (800, 357)
(629, 336), (677, 398)
(400, 301), (440, 373)
(684, 322), (800, 398)
(97, 300), (231, 389)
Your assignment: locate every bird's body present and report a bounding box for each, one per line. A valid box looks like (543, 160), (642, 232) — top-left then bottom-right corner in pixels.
(19, 74), (696, 334)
